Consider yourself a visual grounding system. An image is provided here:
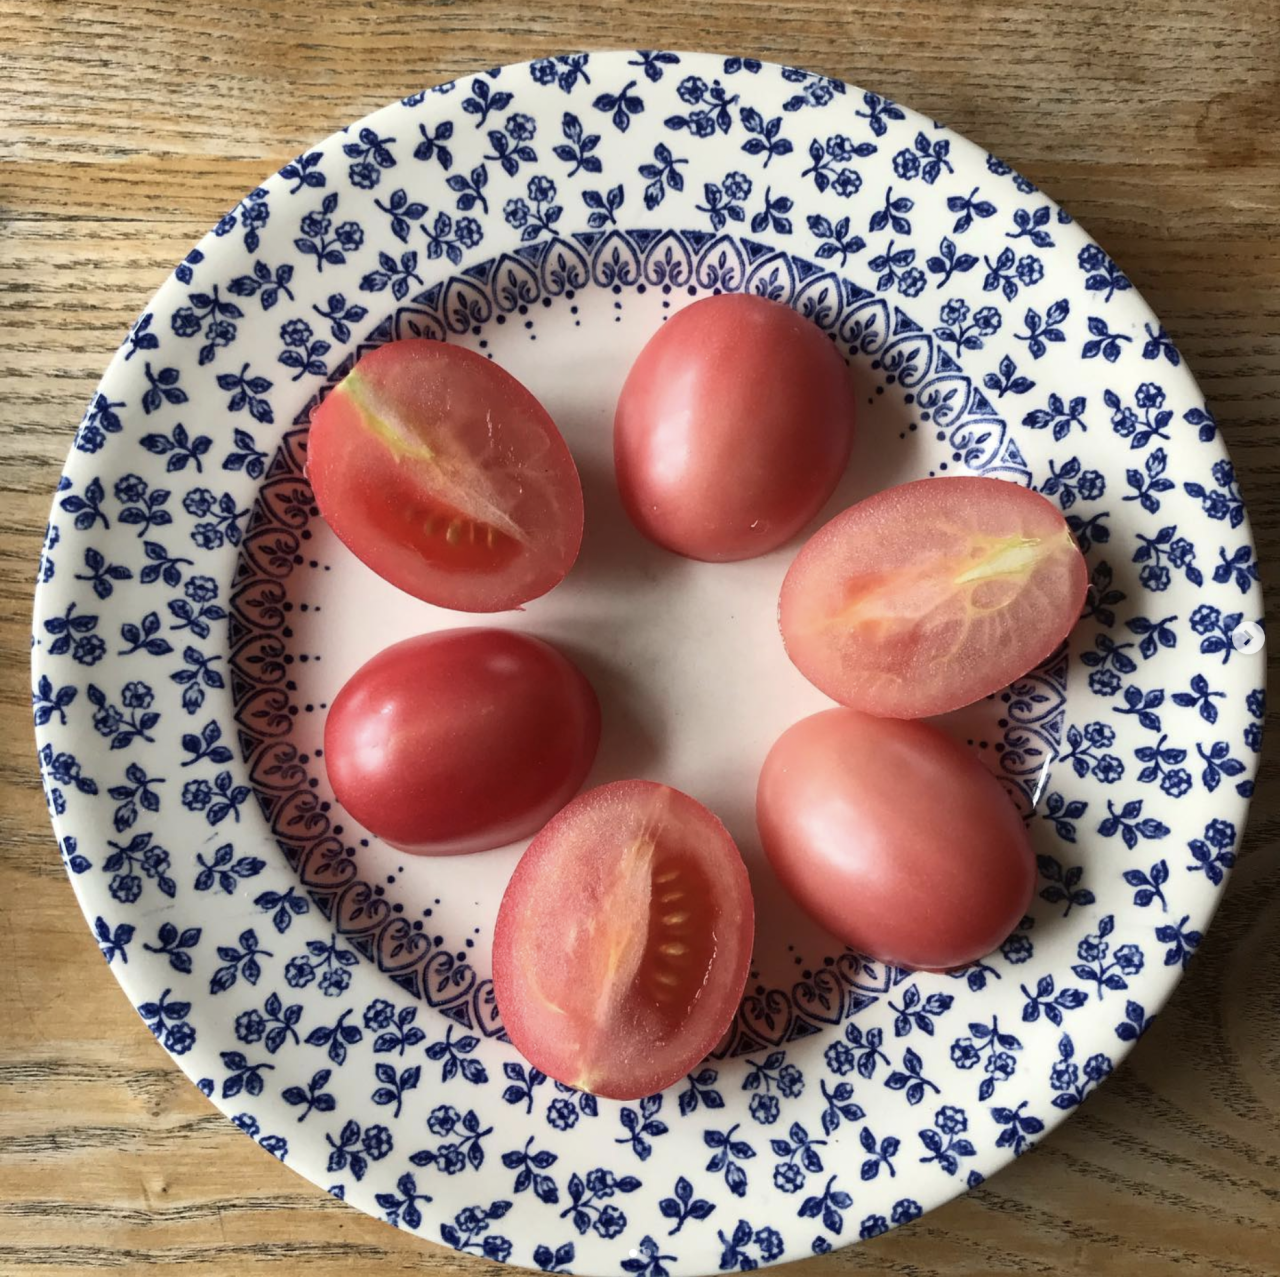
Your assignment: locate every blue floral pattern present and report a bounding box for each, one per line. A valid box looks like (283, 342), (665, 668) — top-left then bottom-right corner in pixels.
(31, 52), (1261, 1274)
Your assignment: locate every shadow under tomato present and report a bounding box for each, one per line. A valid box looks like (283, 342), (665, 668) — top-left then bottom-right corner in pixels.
(567, 449), (697, 594)
(551, 634), (665, 790)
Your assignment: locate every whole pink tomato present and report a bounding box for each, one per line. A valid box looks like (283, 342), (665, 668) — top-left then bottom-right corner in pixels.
(324, 629), (599, 855)
(757, 708), (1035, 970)
(614, 294), (855, 561)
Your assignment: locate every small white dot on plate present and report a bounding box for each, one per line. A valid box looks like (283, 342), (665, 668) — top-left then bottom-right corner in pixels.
(1232, 620), (1265, 653)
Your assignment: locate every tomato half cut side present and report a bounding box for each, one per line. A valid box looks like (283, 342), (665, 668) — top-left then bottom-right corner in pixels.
(779, 476), (1088, 718)
(492, 780), (754, 1100)
(307, 340), (584, 612)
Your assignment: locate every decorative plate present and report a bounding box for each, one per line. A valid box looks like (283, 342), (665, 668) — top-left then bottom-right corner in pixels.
(32, 50), (1264, 1275)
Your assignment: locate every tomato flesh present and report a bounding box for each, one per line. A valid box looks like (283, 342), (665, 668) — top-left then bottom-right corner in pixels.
(324, 629), (599, 855)
(307, 340), (584, 612)
(493, 780), (754, 1099)
(757, 709), (1035, 970)
(614, 293), (855, 562)
(780, 476), (1087, 717)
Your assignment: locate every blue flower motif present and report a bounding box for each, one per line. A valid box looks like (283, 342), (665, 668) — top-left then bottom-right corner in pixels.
(856, 90), (905, 137)
(823, 134), (856, 163)
(1187, 819), (1237, 885)
(890, 130), (952, 183)
(363, 1124), (394, 1161)
(755, 1227), (784, 1261)
(561, 1169), (640, 1238)
(1205, 818), (1237, 848)
(363, 999), (394, 1031)
(711, 170), (748, 202)
(547, 1098), (578, 1131)
(825, 1021), (889, 1080)
(114, 474), (147, 505)
(1015, 297), (1069, 358)
(1123, 860), (1170, 912)
(318, 967), (350, 996)
(1089, 668), (1121, 697)
(359, 249), (423, 301)
(1016, 254), (1044, 286)
(622, 1234), (677, 1277)
(893, 149), (919, 180)
(1078, 470), (1105, 500)
(677, 75), (707, 105)
(1049, 1034), (1112, 1110)
(184, 573), (220, 605)
(428, 1105), (461, 1137)
(1156, 915), (1202, 968)
(1078, 242), (1132, 300)
(991, 1101), (1044, 1155)
(534, 1242), (576, 1273)
(831, 169), (861, 198)
(280, 318), (312, 347)
(739, 106), (793, 166)
(780, 65), (843, 110)
(892, 1198), (923, 1225)
(704, 1123), (756, 1197)
(1007, 204), (1054, 247)
(994, 946), (1029, 978)
(182, 778), (212, 811)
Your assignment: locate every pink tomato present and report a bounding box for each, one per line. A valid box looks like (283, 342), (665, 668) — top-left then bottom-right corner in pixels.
(614, 294), (855, 561)
(780, 476), (1087, 717)
(324, 629), (599, 855)
(493, 780), (754, 1099)
(307, 340), (584, 612)
(757, 708), (1034, 970)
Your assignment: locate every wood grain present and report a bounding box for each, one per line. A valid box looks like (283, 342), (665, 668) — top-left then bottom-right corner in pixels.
(2, 0), (1278, 1272)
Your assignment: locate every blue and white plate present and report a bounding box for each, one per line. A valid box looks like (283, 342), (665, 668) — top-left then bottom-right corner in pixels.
(32, 51), (1264, 1275)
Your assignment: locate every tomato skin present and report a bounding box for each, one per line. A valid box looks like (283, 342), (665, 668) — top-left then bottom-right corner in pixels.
(493, 780), (754, 1099)
(780, 476), (1088, 717)
(307, 340), (584, 612)
(614, 294), (855, 561)
(757, 709), (1034, 971)
(324, 629), (599, 855)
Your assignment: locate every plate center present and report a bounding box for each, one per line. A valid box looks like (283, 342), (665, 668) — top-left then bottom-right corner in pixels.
(234, 241), (1045, 1039)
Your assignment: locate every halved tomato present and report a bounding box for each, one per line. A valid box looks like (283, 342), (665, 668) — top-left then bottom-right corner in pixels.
(307, 340), (584, 612)
(492, 780), (754, 1099)
(779, 476), (1088, 718)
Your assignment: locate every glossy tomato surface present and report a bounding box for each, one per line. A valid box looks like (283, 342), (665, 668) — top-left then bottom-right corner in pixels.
(307, 340), (584, 612)
(324, 629), (599, 855)
(493, 780), (754, 1099)
(780, 475), (1087, 717)
(758, 709), (1034, 970)
(614, 294), (855, 561)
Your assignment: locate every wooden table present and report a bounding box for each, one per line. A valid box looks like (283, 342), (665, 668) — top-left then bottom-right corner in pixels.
(2, 1), (1278, 1272)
